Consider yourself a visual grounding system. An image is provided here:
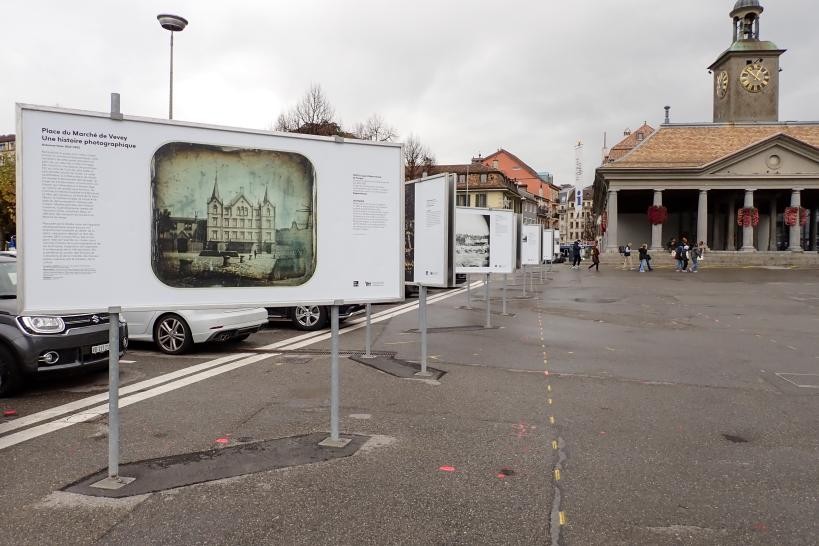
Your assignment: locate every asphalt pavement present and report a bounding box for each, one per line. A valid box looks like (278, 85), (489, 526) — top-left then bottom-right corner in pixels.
(0, 265), (817, 545)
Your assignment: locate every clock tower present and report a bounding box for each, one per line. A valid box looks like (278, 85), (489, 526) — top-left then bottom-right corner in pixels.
(709, 0), (785, 123)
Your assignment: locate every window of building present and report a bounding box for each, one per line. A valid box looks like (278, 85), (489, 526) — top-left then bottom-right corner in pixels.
(211, 230), (217, 239)
(456, 194), (468, 206)
(458, 174), (466, 184)
(480, 174), (487, 184)
(492, 160), (499, 168)
(240, 219), (245, 228)
(475, 193), (487, 208)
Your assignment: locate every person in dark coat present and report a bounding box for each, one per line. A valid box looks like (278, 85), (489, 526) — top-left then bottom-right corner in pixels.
(571, 240), (582, 269)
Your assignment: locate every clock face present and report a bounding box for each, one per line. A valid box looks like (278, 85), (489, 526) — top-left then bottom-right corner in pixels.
(740, 63), (770, 93)
(716, 71), (729, 99)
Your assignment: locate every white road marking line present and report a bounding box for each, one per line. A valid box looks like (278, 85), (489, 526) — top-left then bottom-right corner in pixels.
(0, 283), (482, 449)
(0, 353), (252, 436)
(0, 353), (276, 451)
(119, 360), (137, 364)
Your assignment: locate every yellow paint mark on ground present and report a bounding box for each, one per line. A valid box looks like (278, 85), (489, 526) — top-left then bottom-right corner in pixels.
(548, 398), (553, 405)
(554, 468), (561, 481)
(547, 385), (552, 392)
(549, 416), (555, 424)
(559, 512), (567, 526)
(552, 440), (558, 450)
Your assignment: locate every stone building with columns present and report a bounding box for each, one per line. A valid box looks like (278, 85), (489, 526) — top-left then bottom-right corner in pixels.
(594, 0), (819, 260)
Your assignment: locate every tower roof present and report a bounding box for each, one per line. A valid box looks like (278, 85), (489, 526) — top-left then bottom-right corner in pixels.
(733, 0), (761, 11)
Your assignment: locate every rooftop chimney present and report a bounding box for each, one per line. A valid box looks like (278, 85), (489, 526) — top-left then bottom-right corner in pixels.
(664, 106), (671, 124)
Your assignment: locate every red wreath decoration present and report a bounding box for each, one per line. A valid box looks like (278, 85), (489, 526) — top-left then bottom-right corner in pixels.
(784, 207), (810, 227)
(737, 207), (760, 228)
(647, 205), (668, 225)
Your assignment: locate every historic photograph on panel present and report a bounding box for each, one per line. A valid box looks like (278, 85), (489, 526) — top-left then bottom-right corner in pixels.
(455, 213), (490, 268)
(151, 142), (316, 287)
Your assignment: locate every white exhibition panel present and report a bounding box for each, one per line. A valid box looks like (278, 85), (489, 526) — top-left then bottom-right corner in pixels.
(454, 207), (515, 274)
(543, 229), (556, 262)
(521, 225), (542, 265)
(554, 229), (561, 255)
(405, 173), (455, 287)
(17, 105), (404, 314)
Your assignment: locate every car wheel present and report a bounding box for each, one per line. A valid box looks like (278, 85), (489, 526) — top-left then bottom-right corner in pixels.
(0, 345), (23, 397)
(291, 305), (328, 331)
(153, 314), (193, 355)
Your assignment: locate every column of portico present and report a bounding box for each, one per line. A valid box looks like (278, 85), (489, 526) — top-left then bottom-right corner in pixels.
(697, 189), (708, 248)
(810, 208), (818, 251)
(605, 189), (619, 252)
(651, 189), (663, 251)
(741, 189), (756, 252)
(788, 189), (803, 252)
(726, 199), (736, 250)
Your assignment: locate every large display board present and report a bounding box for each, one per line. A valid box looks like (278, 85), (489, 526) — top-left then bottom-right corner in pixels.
(17, 105), (404, 314)
(405, 174), (455, 287)
(454, 208), (515, 274)
(521, 224), (542, 266)
(554, 229), (561, 256)
(543, 229), (556, 263)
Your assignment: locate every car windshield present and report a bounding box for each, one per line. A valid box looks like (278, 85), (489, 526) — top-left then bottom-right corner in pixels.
(0, 262), (17, 297)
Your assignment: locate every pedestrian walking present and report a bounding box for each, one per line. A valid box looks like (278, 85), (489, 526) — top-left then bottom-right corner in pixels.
(674, 240), (685, 271)
(571, 240), (582, 269)
(638, 244), (649, 272)
(681, 238), (690, 272)
(623, 243), (634, 270)
(587, 242), (600, 271)
(690, 241), (704, 272)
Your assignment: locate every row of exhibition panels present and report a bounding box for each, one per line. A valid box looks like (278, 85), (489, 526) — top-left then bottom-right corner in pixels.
(17, 105), (553, 315)
(405, 173), (560, 288)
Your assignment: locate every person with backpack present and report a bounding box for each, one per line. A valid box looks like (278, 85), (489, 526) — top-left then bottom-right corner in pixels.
(674, 240), (685, 271)
(622, 243), (634, 270)
(689, 241), (704, 272)
(681, 238), (690, 272)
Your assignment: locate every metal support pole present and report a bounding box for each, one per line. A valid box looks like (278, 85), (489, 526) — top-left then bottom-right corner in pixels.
(540, 263), (544, 282)
(502, 273), (508, 315)
(466, 274), (472, 309)
(330, 305), (340, 441)
(363, 303), (372, 358)
(522, 268), (527, 297)
(319, 304), (351, 448)
(107, 306), (121, 479)
(169, 32), (174, 119)
(484, 274), (492, 328)
(419, 286), (429, 376)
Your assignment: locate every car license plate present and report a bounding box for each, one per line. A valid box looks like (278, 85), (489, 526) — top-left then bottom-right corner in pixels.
(91, 343), (109, 354)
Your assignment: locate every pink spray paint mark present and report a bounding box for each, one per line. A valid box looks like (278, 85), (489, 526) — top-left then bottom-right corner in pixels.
(215, 437), (230, 445)
(752, 522), (768, 533)
(438, 466), (455, 472)
(2, 409), (17, 417)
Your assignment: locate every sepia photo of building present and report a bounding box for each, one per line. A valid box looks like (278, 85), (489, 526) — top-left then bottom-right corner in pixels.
(151, 142), (316, 288)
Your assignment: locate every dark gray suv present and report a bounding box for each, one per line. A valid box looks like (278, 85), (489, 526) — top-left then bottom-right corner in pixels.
(0, 256), (128, 396)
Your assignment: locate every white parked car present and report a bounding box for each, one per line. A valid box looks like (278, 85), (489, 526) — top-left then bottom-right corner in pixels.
(123, 308), (268, 355)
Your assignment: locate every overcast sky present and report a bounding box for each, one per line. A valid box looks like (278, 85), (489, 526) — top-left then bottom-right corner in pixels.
(3, 0), (817, 187)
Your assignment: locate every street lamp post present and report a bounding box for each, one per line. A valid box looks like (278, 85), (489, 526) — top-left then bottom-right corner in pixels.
(157, 14), (188, 120)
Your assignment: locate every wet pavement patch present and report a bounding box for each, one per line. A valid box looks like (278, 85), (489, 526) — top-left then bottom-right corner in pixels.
(63, 433), (368, 498)
(349, 355), (445, 380)
(722, 433), (749, 444)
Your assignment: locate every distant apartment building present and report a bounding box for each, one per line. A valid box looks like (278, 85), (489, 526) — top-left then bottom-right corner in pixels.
(0, 135), (14, 165)
(558, 185), (594, 242)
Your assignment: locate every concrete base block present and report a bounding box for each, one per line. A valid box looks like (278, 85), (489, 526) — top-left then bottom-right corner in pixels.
(319, 437), (353, 449)
(89, 476), (136, 490)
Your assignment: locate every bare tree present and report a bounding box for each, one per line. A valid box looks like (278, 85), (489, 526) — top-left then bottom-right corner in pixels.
(275, 84), (339, 135)
(352, 114), (398, 142)
(403, 134), (436, 180)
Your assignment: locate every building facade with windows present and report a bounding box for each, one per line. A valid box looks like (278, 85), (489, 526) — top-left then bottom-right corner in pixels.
(0, 135), (14, 165)
(426, 163), (523, 213)
(206, 177), (276, 252)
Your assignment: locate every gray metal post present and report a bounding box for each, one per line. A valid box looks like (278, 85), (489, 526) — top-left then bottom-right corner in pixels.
(484, 274), (492, 328)
(502, 273), (508, 315)
(540, 263), (544, 281)
(419, 286), (429, 375)
(330, 305), (340, 440)
(466, 274), (472, 309)
(107, 306), (121, 479)
(522, 268), (527, 297)
(169, 32), (174, 119)
(363, 303), (372, 358)
(319, 304), (351, 448)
